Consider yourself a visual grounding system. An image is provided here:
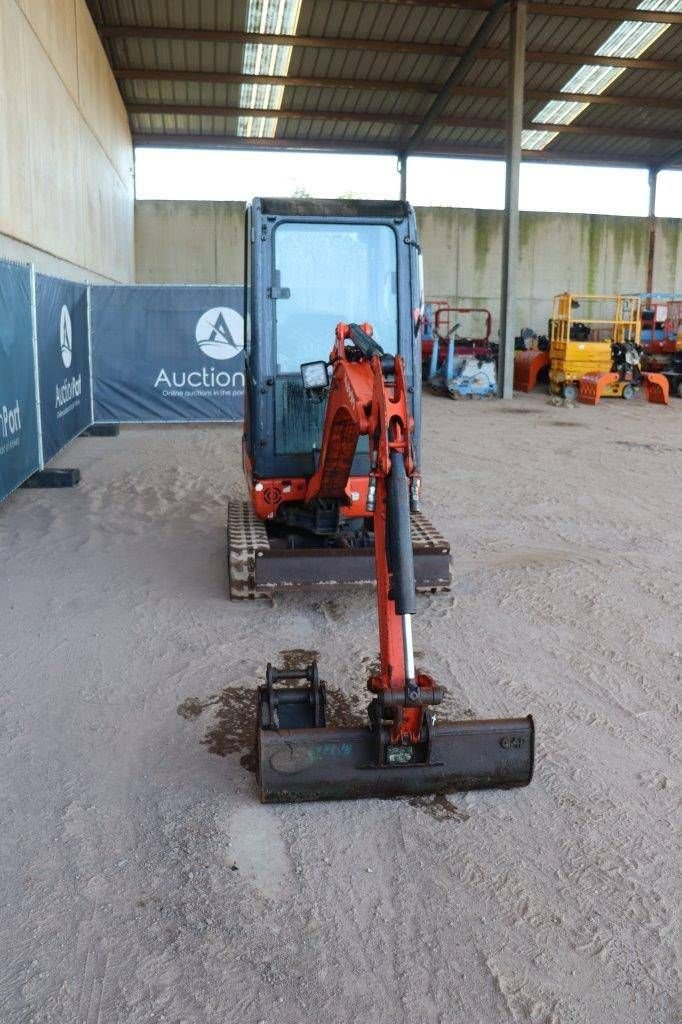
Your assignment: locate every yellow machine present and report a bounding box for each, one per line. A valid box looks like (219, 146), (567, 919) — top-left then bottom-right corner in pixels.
(549, 293), (642, 401)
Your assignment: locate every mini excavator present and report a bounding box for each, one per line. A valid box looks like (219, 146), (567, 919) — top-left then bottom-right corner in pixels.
(229, 198), (534, 803)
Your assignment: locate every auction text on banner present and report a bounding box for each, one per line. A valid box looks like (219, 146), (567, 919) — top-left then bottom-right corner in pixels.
(92, 286), (245, 423)
(36, 275), (92, 463)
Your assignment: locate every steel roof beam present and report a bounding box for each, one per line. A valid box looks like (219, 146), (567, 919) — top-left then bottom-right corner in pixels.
(646, 167), (658, 295)
(113, 69), (682, 111)
(114, 68), (438, 94)
(526, 0), (682, 24)
(131, 132), (682, 168)
(127, 102), (682, 142)
(524, 89), (682, 111)
(524, 50), (681, 73)
(499, 0), (527, 401)
(98, 26), (682, 73)
(371, 0), (682, 26)
(402, 0), (508, 153)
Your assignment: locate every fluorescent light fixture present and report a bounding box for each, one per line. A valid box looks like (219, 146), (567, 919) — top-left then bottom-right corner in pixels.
(522, 0), (682, 150)
(238, 0), (303, 139)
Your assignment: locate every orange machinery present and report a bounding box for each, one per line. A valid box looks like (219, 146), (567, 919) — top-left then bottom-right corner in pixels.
(232, 198), (533, 803)
(256, 322), (534, 802)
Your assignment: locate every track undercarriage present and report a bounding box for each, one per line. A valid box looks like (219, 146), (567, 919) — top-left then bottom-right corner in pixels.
(227, 499), (451, 600)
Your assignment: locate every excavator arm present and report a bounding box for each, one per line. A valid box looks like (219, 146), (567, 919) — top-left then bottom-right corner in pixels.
(255, 323), (534, 802)
(304, 323), (440, 750)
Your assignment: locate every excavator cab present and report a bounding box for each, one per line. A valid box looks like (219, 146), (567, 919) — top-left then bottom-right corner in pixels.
(232, 198), (450, 597)
(243, 198), (419, 483)
(229, 197), (534, 803)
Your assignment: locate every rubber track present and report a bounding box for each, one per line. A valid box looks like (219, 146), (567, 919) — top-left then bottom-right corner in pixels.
(227, 499), (272, 600)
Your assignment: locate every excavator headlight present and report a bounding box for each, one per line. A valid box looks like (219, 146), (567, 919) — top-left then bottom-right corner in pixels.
(301, 361), (330, 397)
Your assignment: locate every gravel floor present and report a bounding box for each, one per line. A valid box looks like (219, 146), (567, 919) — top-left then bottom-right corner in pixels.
(1, 392), (680, 1024)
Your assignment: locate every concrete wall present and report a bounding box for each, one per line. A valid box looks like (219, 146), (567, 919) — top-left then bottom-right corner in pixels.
(0, 0), (134, 283)
(134, 200), (682, 331)
(418, 208), (682, 331)
(135, 202), (245, 286)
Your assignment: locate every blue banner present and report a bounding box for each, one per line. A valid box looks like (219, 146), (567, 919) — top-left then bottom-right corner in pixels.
(91, 286), (245, 422)
(36, 275), (92, 463)
(0, 262), (41, 502)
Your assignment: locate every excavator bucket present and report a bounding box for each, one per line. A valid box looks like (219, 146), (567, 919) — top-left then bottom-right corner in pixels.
(642, 372), (670, 405)
(256, 664), (534, 803)
(513, 349), (550, 393)
(579, 371), (619, 405)
(258, 717), (535, 803)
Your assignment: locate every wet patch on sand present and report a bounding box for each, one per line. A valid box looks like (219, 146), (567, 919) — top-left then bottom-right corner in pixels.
(278, 648), (320, 671)
(178, 644), (366, 771)
(409, 793), (470, 822)
(325, 687), (366, 728)
(176, 696), (207, 720)
(177, 687), (256, 761)
(200, 688), (257, 759)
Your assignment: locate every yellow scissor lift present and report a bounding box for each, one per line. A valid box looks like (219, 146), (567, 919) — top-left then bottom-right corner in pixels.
(549, 293), (642, 402)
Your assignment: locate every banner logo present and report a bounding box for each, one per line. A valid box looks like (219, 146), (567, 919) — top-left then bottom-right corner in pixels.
(0, 399), (22, 457)
(56, 304), (81, 417)
(1, 400), (21, 439)
(60, 305), (73, 368)
(195, 307), (244, 361)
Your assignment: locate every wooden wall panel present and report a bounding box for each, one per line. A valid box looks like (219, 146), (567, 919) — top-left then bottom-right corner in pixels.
(81, 121), (134, 282)
(24, 14), (84, 265)
(18, 0), (78, 102)
(0, 0), (33, 240)
(1, 0), (133, 281)
(75, 0), (133, 188)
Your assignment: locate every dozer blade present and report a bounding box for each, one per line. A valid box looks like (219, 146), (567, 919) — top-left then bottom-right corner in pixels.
(257, 716), (534, 804)
(227, 500), (450, 599)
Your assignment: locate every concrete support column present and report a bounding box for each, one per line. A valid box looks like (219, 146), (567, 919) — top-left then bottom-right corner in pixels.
(498, 0), (527, 400)
(646, 167), (658, 296)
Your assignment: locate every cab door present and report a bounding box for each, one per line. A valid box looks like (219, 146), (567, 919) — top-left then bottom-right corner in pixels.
(271, 219), (400, 473)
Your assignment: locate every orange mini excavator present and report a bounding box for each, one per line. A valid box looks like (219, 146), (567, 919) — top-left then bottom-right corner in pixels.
(229, 198), (533, 802)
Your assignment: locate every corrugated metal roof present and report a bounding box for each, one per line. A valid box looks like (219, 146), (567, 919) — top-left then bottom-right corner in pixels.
(87, 0), (682, 167)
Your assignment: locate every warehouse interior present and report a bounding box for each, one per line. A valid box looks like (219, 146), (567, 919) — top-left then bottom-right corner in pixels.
(1, 1), (681, 1022)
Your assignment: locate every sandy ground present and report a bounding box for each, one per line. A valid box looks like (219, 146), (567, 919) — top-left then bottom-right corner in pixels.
(0, 392), (680, 1024)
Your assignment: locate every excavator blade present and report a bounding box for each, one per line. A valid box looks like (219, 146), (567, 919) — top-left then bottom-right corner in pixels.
(227, 500), (450, 599)
(257, 715), (534, 804)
